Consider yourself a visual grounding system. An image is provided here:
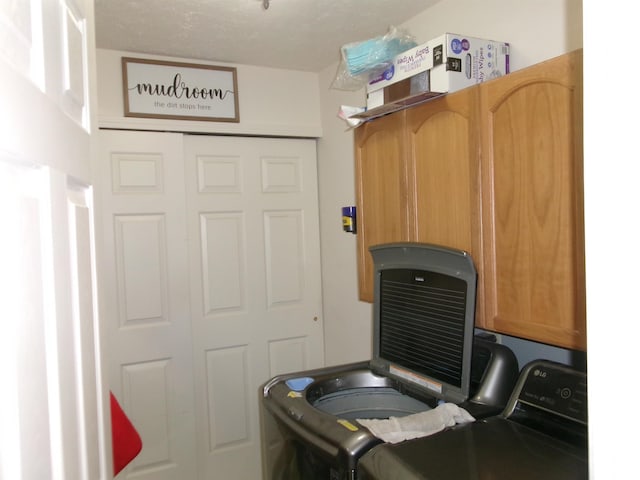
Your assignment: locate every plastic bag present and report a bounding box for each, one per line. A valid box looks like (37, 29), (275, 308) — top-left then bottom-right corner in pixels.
(332, 26), (417, 91)
(337, 105), (366, 128)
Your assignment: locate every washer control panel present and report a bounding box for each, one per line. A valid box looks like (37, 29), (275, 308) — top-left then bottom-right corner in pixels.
(511, 360), (587, 425)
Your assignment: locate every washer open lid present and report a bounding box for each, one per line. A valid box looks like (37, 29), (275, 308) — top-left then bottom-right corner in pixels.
(369, 243), (477, 405)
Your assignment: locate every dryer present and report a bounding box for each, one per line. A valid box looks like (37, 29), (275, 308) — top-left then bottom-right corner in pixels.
(358, 359), (588, 480)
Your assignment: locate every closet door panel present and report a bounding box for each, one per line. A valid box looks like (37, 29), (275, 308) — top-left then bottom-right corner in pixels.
(98, 130), (197, 480)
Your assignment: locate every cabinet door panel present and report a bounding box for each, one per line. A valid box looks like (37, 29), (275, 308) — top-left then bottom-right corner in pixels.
(355, 111), (409, 302)
(480, 51), (585, 350)
(407, 89), (483, 323)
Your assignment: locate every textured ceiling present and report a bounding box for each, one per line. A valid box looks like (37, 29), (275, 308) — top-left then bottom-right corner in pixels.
(94, 0), (440, 72)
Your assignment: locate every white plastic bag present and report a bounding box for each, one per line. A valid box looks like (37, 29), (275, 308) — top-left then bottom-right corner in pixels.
(332, 26), (416, 91)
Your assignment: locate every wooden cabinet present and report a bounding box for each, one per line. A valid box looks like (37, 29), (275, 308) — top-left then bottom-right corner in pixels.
(478, 50), (585, 350)
(354, 91), (478, 303)
(354, 50), (585, 351)
(355, 110), (410, 302)
(406, 87), (484, 318)
(407, 88), (481, 255)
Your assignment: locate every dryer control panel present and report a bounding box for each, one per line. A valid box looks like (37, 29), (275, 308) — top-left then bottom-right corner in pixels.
(505, 360), (587, 425)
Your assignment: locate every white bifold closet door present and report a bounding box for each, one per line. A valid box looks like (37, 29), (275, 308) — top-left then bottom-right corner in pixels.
(98, 130), (325, 479)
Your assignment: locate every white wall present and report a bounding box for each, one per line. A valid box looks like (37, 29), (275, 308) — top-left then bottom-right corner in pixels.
(316, 71), (372, 366)
(96, 49), (322, 137)
(584, 2), (639, 478)
(316, 0), (584, 366)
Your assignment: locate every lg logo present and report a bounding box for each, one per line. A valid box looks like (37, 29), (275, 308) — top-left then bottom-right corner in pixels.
(533, 369), (548, 378)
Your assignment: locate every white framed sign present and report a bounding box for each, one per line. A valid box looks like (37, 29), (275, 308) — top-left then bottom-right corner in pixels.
(122, 57), (239, 122)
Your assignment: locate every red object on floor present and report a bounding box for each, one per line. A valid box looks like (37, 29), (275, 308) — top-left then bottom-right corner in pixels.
(110, 391), (142, 476)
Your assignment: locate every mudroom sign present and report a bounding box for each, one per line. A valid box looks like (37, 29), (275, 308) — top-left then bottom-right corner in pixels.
(122, 57), (239, 122)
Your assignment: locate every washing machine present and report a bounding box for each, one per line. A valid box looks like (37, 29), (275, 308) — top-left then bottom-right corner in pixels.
(260, 243), (520, 480)
(357, 359), (588, 480)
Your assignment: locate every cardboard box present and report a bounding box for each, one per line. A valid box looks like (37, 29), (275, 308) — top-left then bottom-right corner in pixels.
(367, 33), (510, 96)
(367, 88), (385, 110)
(366, 70), (430, 109)
(356, 88), (445, 122)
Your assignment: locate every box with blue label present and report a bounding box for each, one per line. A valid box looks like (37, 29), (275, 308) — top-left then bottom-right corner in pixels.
(366, 33), (510, 108)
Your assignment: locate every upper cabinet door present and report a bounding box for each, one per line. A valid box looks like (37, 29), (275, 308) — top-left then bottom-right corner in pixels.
(479, 50), (586, 350)
(355, 111), (410, 302)
(406, 88), (484, 323)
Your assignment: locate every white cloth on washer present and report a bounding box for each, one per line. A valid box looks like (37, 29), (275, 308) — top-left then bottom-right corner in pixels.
(356, 402), (475, 444)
